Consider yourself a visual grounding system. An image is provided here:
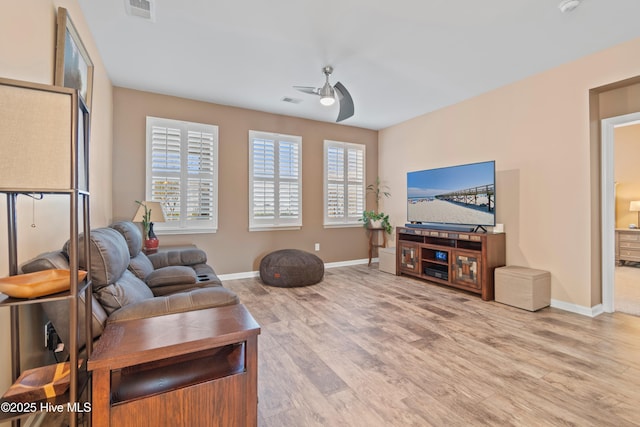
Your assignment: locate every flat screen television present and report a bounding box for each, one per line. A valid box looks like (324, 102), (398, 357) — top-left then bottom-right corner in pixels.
(407, 160), (496, 229)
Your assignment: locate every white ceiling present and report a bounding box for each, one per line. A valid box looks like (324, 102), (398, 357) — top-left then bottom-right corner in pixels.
(78, 0), (640, 130)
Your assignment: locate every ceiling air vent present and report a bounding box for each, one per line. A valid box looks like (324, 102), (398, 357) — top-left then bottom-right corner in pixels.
(282, 97), (302, 104)
(124, 0), (155, 22)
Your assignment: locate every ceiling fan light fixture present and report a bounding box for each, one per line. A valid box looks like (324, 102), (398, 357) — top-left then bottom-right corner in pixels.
(319, 82), (335, 106)
(320, 95), (335, 106)
(293, 65), (353, 121)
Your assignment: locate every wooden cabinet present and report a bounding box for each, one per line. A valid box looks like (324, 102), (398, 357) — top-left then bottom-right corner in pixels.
(396, 227), (506, 300)
(88, 304), (260, 427)
(615, 229), (640, 265)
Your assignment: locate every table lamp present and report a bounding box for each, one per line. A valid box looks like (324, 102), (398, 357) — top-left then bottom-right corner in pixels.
(629, 201), (640, 228)
(132, 201), (166, 250)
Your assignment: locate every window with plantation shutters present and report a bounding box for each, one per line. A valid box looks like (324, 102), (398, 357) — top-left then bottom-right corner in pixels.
(324, 140), (365, 227)
(146, 117), (218, 233)
(249, 130), (302, 230)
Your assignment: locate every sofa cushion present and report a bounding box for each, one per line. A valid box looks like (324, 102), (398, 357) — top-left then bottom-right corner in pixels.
(128, 253), (155, 280)
(65, 228), (130, 290)
(107, 287), (239, 323)
(94, 270), (154, 315)
(42, 294), (108, 351)
(110, 221), (143, 257)
(148, 249), (207, 268)
(20, 251), (70, 273)
(146, 266), (197, 289)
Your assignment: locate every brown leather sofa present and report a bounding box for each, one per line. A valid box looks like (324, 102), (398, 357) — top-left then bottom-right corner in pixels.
(21, 221), (238, 349)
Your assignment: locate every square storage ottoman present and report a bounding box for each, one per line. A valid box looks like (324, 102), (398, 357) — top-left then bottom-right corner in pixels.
(495, 266), (550, 311)
(378, 247), (396, 274)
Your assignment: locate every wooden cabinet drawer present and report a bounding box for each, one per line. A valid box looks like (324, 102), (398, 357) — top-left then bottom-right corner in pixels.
(620, 241), (640, 249)
(619, 233), (640, 242)
(620, 249), (640, 261)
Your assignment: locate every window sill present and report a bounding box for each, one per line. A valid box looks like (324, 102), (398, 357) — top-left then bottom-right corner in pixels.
(323, 223), (362, 229)
(155, 228), (218, 235)
(249, 225), (302, 232)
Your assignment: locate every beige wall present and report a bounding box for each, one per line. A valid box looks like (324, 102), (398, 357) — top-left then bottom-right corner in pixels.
(380, 36), (640, 312)
(615, 124), (640, 228)
(112, 88), (378, 274)
(0, 0), (112, 408)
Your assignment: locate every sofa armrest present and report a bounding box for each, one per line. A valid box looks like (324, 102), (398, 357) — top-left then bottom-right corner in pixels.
(146, 266), (197, 295)
(106, 287), (239, 323)
(147, 249), (207, 268)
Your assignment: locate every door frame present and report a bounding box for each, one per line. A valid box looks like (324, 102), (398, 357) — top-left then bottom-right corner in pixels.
(601, 112), (640, 312)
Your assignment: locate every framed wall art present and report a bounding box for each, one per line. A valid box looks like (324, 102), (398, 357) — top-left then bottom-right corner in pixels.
(54, 7), (94, 111)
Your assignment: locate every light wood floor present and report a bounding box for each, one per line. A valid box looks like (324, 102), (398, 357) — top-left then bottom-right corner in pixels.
(224, 264), (640, 427)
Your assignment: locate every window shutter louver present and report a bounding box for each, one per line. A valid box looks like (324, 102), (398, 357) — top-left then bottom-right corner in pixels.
(346, 147), (365, 219)
(251, 138), (276, 219)
(326, 146), (345, 218)
(150, 125), (183, 222)
(278, 141), (299, 219)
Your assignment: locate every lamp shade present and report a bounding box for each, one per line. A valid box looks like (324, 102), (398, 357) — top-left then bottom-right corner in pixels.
(630, 201), (640, 212)
(132, 201), (166, 223)
(0, 78), (84, 191)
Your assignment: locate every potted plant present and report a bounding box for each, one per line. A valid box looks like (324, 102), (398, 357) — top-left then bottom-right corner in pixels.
(135, 200), (159, 250)
(367, 176), (391, 213)
(360, 177), (392, 234)
(360, 210), (392, 234)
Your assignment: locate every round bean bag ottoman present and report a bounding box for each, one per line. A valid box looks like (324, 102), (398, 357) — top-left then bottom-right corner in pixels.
(260, 249), (324, 287)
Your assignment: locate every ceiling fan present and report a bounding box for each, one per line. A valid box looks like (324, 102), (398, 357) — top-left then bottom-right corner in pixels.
(294, 66), (354, 122)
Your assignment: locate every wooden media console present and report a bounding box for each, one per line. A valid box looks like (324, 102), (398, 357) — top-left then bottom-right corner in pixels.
(396, 227), (506, 300)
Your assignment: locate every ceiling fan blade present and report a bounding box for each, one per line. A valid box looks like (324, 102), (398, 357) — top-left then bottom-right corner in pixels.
(293, 86), (320, 95)
(334, 82), (354, 122)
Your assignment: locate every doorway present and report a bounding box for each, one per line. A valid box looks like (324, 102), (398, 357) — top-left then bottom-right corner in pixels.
(601, 112), (640, 314)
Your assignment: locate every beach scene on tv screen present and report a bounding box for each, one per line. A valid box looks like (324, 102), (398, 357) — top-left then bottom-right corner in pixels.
(407, 162), (495, 226)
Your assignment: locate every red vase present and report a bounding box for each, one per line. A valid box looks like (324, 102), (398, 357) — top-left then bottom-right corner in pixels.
(144, 238), (159, 251)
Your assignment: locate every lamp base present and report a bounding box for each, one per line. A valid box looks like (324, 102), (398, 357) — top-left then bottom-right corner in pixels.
(144, 238), (159, 252)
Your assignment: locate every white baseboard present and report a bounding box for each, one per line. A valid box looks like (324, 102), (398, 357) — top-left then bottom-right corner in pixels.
(325, 258), (372, 269)
(218, 271), (260, 281)
(218, 258), (373, 281)
(551, 299), (605, 317)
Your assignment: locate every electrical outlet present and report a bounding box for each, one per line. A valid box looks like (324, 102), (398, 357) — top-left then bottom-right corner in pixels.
(45, 321), (61, 351)
(314, 243), (320, 251)
(44, 321), (51, 348)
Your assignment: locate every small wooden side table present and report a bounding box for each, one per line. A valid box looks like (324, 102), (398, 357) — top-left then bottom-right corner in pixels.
(368, 228), (387, 266)
(88, 304), (260, 427)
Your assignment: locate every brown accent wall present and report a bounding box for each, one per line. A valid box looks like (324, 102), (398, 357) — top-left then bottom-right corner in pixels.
(112, 88), (378, 274)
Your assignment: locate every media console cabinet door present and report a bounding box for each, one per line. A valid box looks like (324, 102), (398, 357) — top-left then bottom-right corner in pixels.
(452, 250), (481, 289)
(398, 242), (420, 274)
